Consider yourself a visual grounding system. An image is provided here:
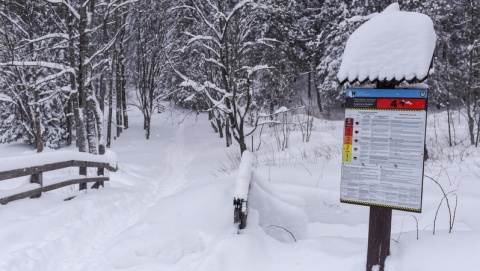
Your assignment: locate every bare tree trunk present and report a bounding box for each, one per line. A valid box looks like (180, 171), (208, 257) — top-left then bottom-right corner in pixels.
(145, 115), (151, 139)
(208, 111), (219, 133)
(86, 93), (98, 154)
(476, 112), (480, 147)
(312, 62), (323, 113)
(467, 101), (475, 145)
(66, 97), (73, 146)
(225, 116), (232, 147)
(217, 117), (224, 138)
(33, 87), (43, 153)
(116, 61), (123, 138)
(121, 58), (128, 130)
(307, 71), (311, 99)
(115, 10), (123, 138)
(68, 12), (86, 152)
(447, 91), (452, 147)
(119, 11), (128, 130)
(106, 57), (114, 148)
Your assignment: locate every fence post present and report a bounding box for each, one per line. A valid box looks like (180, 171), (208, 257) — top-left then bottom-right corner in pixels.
(92, 145), (105, 189)
(233, 198), (248, 229)
(79, 166), (87, 190)
(30, 172), (43, 198)
(233, 151), (254, 230)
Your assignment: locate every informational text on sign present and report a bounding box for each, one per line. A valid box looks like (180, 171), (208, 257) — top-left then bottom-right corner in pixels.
(340, 89), (428, 212)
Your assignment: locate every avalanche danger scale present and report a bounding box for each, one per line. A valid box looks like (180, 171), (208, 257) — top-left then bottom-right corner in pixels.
(340, 89), (428, 213)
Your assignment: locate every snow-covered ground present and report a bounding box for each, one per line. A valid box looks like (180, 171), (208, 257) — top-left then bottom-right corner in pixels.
(0, 105), (479, 271)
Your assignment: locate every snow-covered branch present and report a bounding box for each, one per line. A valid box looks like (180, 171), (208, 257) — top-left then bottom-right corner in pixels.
(204, 57), (226, 70)
(191, 1), (222, 39)
(0, 93), (13, 103)
(226, 0), (254, 23)
(25, 33), (69, 44)
(43, 0), (81, 20)
(34, 69), (73, 87)
(0, 61), (74, 73)
(185, 32), (221, 48)
(241, 64), (271, 77)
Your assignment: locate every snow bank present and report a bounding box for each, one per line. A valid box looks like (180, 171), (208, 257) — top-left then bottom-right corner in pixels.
(248, 171), (308, 243)
(337, 3), (436, 84)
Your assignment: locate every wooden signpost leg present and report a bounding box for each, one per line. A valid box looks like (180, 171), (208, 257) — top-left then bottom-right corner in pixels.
(366, 206), (392, 271)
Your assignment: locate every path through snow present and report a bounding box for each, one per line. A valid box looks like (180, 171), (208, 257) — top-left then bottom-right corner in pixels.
(0, 109), (216, 271)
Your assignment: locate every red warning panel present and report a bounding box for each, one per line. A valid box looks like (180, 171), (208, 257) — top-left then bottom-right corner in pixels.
(344, 127), (353, 136)
(377, 98), (426, 110)
(345, 118), (354, 127)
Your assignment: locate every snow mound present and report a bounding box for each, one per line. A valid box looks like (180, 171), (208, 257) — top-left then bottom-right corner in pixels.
(248, 171), (308, 243)
(233, 150), (254, 200)
(337, 3), (436, 84)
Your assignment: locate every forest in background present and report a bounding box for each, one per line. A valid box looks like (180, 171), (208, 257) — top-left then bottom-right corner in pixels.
(0, 0), (478, 155)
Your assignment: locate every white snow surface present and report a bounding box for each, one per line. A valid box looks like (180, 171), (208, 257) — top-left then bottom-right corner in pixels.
(0, 105), (480, 270)
(337, 3), (436, 84)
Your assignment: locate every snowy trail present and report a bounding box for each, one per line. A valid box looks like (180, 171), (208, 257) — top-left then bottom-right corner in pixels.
(64, 119), (195, 271)
(0, 112), (197, 271)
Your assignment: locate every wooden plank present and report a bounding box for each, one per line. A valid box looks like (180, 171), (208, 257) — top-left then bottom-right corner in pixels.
(42, 176), (109, 192)
(0, 176), (109, 205)
(0, 161), (71, 181)
(0, 160), (116, 181)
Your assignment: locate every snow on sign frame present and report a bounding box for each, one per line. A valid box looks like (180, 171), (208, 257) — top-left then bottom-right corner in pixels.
(340, 88), (428, 213)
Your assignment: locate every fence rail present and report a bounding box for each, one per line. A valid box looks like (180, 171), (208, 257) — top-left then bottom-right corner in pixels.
(0, 151), (117, 205)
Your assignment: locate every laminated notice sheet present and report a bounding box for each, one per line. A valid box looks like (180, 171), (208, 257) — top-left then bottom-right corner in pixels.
(340, 88), (428, 212)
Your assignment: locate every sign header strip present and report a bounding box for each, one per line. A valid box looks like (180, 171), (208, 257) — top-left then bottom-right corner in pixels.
(346, 89), (428, 98)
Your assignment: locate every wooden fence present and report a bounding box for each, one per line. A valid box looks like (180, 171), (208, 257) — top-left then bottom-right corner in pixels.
(0, 151), (117, 205)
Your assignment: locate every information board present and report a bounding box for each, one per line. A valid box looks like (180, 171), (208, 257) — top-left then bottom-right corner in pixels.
(340, 89), (428, 212)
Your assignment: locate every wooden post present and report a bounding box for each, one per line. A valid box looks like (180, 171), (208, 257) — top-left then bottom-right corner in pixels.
(366, 206), (392, 270)
(92, 145), (106, 189)
(91, 166), (104, 189)
(30, 172), (43, 198)
(79, 166), (87, 190)
(233, 198), (247, 230)
(366, 80), (395, 271)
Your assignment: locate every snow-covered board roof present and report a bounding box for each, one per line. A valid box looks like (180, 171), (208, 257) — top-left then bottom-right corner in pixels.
(337, 3), (436, 85)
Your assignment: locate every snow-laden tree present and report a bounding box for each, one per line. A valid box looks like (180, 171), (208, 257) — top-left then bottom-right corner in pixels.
(126, 0), (179, 139)
(420, 0), (479, 146)
(172, 0), (279, 153)
(449, 0), (480, 145)
(0, 0), (69, 151)
(0, 0), (136, 155)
